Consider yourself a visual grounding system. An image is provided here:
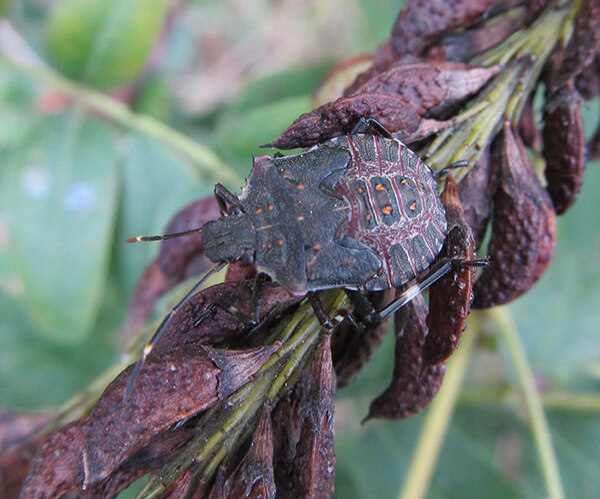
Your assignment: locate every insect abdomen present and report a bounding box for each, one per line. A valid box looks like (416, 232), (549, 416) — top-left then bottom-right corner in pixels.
(329, 134), (447, 290)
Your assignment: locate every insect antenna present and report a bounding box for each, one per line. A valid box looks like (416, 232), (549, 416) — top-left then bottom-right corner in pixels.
(123, 260), (227, 402)
(125, 227), (202, 243)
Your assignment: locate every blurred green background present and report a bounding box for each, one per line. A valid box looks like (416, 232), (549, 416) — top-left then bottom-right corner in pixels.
(0, 1), (599, 498)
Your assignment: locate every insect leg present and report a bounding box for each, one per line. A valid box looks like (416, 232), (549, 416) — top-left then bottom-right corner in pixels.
(123, 261), (226, 401)
(344, 289), (381, 325)
(307, 292), (343, 330)
(351, 117), (394, 138)
(378, 260), (454, 319)
(377, 257), (488, 320)
(193, 275), (262, 328)
(435, 160), (469, 179)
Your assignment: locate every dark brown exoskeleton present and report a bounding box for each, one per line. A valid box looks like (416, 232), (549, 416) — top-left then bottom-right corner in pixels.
(124, 118), (484, 398)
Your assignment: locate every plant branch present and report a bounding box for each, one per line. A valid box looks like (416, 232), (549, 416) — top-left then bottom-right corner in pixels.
(0, 38), (236, 184)
(490, 307), (566, 499)
(398, 311), (481, 499)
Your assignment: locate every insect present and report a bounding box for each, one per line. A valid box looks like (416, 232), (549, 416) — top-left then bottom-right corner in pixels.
(125, 118), (481, 398)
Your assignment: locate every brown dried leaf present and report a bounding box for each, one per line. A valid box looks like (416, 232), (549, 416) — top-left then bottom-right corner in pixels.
(549, 0), (600, 92)
(270, 396), (299, 497)
(426, 6), (526, 61)
(21, 422), (86, 498)
(332, 289), (394, 388)
(391, 0), (515, 56)
(143, 281), (299, 353)
(424, 176), (477, 368)
(290, 335), (336, 498)
(518, 98), (542, 150)
(457, 147), (496, 246)
(265, 93), (451, 150)
(220, 407), (276, 499)
(161, 467), (212, 499)
(473, 122), (557, 308)
(126, 196), (222, 334)
(367, 296), (446, 420)
(543, 81), (586, 214)
(22, 341), (280, 496)
(344, 61), (498, 117)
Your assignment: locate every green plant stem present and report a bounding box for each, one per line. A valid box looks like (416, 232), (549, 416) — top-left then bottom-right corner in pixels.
(460, 387), (600, 414)
(398, 312), (481, 499)
(490, 307), (566, 499)
(0, 52), (237, 184)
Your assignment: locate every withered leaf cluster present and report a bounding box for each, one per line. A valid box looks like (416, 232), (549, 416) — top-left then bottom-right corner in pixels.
(5, 0), (598, 498)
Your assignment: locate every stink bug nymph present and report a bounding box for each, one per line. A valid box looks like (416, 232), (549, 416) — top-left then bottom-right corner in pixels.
(125, 118), (483, 399)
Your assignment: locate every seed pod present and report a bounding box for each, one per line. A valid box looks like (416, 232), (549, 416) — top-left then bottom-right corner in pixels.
(218, 407), (276, 499)
(457, 147), (496, 246)
(290, 335), (336, 498)
(264, 92), (450, 150)
(344, 61), (498, 117)
(542, 81), (585, 214)
(473, 122), (557, 308)
(548, 0), (600, 92)
(391, 0), (515, 56)
(366, 295), (446, 420)
(426, 6), (526, 62)
(423, 176), (477, 368)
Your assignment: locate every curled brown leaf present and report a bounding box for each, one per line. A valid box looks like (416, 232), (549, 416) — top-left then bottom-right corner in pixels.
(290, 335), (336, 498)
(426, 6), (526, 61)
(391, 0), (513, 56)
(264, 93), (426, 150)
(22, 340), (280, 497)
(548, 0), (600, 92)
(543, 81), (586, 214)
(367, 296), (446, 420)
(424, 176), (477, 369)
(344, 61), (498, 116)
(473, 122), (556, 308)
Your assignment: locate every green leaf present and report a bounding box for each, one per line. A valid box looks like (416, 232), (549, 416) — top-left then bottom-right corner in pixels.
(0, 113), (118, 342)
(45, 0), (167, 89)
